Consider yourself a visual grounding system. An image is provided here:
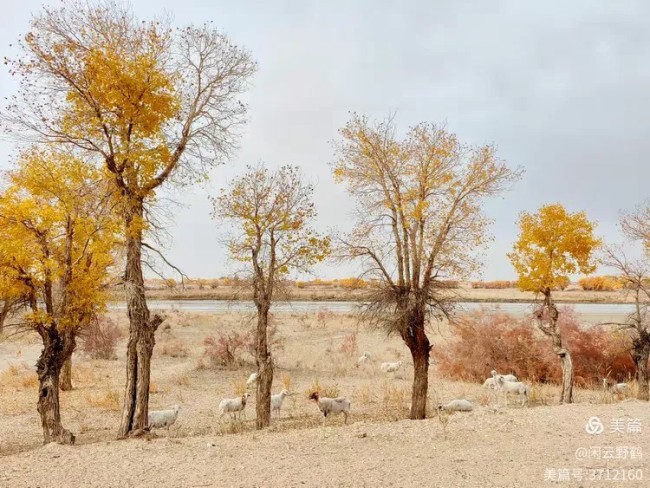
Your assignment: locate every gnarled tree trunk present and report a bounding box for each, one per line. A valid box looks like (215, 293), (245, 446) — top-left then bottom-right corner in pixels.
(0, 300), (12, 335)
(401, 302), (430, 420)
(36, 328), (75, 445)
(60, 356), (73, 391)
(537, 290), (573, 404)
(118, 201), (163, 438)
(632, 335), (650, 401)
(556, 347), (574, 404)
(255, 299), (273, 429)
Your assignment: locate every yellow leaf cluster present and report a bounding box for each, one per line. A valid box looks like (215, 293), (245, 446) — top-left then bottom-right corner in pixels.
(508, 204), (601, 293)
(0, 150), (121, 332)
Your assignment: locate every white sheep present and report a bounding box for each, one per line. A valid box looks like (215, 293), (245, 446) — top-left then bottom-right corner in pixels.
(219, 392), (250, 420)
(438, 399), (474, 412)
(490, 369), (518, 383)
(308, 392), (351, 425)
(496, 376), (530, 406)
(271, 389), (290, 418)
(486, 370), (518, 396)
(603, 378), (630, 396)
(380, 361), (402, 373)
(483, 377), (498, 391)
(148, 405), (181, 434)
(357, 351), (371, 368)
(246, 372), (258, 389)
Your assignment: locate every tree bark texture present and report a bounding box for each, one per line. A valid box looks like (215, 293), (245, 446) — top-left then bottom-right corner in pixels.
(632, 335), (650, 401)
(118, 201), (164, 438)
(255, 299), (273, 429)
(60, 356), (73, 391)
(0, 300), (12, 335)
(537, 290), (573, 404)
(399, 300), (430, 420)
(36, 328), (75, 445)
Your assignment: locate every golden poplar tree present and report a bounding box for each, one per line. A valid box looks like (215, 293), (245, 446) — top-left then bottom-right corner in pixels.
(509, 203), (600, 403)
(0, 150), (119, 444)
(3, 2), (256, 437)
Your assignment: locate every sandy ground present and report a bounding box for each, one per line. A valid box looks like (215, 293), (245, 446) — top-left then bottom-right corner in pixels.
(1, 308), (647, 487)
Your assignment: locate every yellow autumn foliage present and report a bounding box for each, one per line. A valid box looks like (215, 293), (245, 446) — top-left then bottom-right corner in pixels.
(0, 150), (120, 332)
(509, 204), (601, 293)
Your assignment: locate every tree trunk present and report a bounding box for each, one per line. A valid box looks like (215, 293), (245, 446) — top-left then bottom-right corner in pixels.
(537, 290), (573, 404)
(0, 300), (11, 335)
(557, 348), (574, 404)
(632, 339), (650, 401)
(36, 328), (75, 445)
(255, 299), (273, 429)
(118, 201), (163, 438)
(60, 356), (73, 391)
(401, 304), (430, 420)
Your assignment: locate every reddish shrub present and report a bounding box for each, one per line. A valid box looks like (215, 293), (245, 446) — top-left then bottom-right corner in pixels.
(203, 316), (284, 369)
(203, 331), (248, 368)
(339, 332), (358, 357)
(557, 309), (633, 385)
(432, 308), (634, 386)
(316, 308), (333, 327)
(80, 316), (122, 360)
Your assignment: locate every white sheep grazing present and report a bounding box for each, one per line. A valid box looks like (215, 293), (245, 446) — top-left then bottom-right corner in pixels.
(148, 405), (181, 434)
(246, 372), (258, 389)
(271, 389), (290, 418)
(308, 392), (351, 425)
(380, 361), (402, 373)
(496, 376), (530, 406)
(438, 399), (474, 412)
(219, 392), (250, 420)
(357, 351), (371, 368)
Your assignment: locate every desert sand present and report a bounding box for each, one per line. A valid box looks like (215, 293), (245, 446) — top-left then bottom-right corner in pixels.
(1, 308), (648, 487)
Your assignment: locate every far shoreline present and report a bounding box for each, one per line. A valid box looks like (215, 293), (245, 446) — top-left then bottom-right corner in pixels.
(107, 286), (635, 305)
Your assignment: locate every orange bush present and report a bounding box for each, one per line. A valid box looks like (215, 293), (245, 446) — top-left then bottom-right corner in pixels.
(339, 277), (368, 289)
(579, 276), (623, 291)
(432, 308), (633, 386)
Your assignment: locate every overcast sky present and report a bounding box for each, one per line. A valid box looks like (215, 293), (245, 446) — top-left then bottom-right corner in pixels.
(1, 0), (648, 280)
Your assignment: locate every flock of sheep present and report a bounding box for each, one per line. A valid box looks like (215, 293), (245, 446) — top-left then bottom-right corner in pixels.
(146, 363), (634, 434)
(146, 352), (403, 434)
(440, 370), (633, 414)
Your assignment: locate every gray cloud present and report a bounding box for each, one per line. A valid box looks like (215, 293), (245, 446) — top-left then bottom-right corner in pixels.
(1, 0), (648, 279)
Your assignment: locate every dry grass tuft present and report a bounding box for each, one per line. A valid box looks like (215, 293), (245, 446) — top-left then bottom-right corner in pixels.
(0, 363), (37, 390)
(175, 373), (191, 386)
(149, 381), (161, 394)
(281, 373), (293, 391)
(232, 378), (247, 396)
(356, 384), (375, 405)
(160, 339), (190, 358)
(305, 379), (340, 399)
(527, 382), (555, 406)
(85, 390), (120, 410)
(381, 382), (408, 416)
